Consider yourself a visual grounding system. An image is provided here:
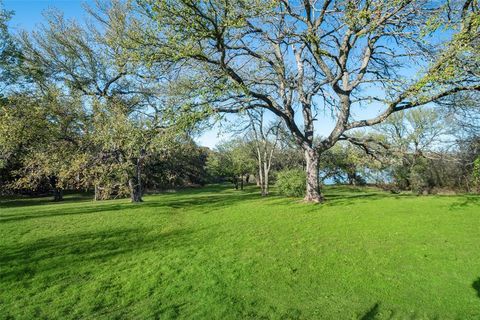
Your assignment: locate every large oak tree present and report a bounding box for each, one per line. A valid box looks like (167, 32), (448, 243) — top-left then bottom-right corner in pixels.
(134, 0), (479, 202)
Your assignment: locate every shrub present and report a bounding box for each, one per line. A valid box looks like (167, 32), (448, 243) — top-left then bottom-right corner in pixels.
(410, 158), (434, 195)
(473, 157), (480, 193)
(276, 169), (306, 197)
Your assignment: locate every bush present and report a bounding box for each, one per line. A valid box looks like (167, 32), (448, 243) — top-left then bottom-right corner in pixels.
(409, 158), (434, 195)
(276, 169), (306, 197)
(473, 157), (480, 193)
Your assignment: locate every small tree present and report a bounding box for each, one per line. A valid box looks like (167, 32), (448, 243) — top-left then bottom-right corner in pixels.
(207, 140), (255, 190)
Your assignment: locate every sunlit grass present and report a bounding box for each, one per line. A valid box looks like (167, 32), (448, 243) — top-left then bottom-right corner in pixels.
(1, 185), (479, 319)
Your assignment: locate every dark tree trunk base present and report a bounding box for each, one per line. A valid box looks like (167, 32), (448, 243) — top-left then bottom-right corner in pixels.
(129, 178), (143, 203)
(130, 190), (143, 203)
(303, 194), (324, 203)
(53, 189), (63, 202)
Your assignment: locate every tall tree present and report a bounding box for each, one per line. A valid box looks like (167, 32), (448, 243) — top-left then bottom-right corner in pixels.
(247, 110), (280, 196)
(134, 0), (480, 202)
(18, 2), (193, 202)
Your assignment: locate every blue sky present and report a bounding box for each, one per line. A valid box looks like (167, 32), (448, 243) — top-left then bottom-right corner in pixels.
(4, 0), (92, 30)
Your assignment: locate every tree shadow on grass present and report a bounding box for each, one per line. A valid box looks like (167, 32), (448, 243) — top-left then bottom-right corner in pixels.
(0, 188), (262, 223)
(449, 196), (480, 211)
(358, 303), (400, 320)
(359, 303), (380, 320)
(144, 191), (260, 211)
(321, 191), (413, 207)
(247, 187), (403, 207)
(325, 192), (386, 205)
(473, 278), (480, 299)
(0, 203), (139, 223)
(0, 226), (199, 284)
(0, 184), (238, 211)
(0, 193), (93, 209)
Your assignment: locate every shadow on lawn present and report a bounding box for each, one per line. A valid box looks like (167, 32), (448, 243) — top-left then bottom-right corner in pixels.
(0, 193), (93, 209)
(0, 184), (237, 210)
(358, 303), (403, 320)
(0, 187), (260, 224)
(449, 196), (480, 210)
(144, 191), (259, 211)
(0, 226), (198, 284)
(252, 187), (403, 208)
(0, 203), (140, 223)
(323, 192), (412, 207)
(473, 278), (480, 299)
(359, 303), (380, 320)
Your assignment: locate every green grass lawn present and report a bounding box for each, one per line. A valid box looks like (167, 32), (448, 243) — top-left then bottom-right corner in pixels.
(1, 185), (479, 319)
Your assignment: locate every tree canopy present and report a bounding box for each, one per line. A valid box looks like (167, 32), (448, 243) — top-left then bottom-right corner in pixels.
(0, 0), (478, 202)
(131, 0), (480, 201)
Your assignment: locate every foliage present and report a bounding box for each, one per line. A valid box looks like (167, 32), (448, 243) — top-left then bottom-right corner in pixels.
(408, 157), (433, 194)
(374, 108), (450, 193)
(133, 0), (480, 201)
(144, 136), (208, 189)
(0, 2), (20, 90)
(206, 139), (256, 188)
(276, 169), (306, 198)
(473, 157), (480, 192)
(1, 0), (479, 202)
(4, 3), (206, 201)
(0, 89), (88, 199)
(320, 142), (379, 185)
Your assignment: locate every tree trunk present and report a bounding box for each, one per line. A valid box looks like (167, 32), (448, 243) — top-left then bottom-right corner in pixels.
(304, 148), (323, 203)
(53, 188), (63, 201)
(260, 181), (266, 196)
(49, 176), (63, 201)
(348, 173), (354, 185)
(259, 169), (266, 196)
(129, 156), (144, 203)
(240, 175), (244, 190)
(258, 167), (265, 195)
(264, 167), (269, 196)
(129, 178), (143, 202)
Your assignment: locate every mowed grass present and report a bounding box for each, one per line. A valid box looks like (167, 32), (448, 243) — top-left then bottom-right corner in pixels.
(1, 185), (480, 319)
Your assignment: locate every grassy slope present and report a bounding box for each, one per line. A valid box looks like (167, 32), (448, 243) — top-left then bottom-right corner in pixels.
(0, 185), (479, 319)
